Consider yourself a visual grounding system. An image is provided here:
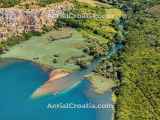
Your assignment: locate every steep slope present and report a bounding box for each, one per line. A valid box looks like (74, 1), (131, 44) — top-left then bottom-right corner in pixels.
(113, 1), (160, 120)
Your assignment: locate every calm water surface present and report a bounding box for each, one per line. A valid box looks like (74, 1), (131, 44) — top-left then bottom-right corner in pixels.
(0, 60), (113, 120)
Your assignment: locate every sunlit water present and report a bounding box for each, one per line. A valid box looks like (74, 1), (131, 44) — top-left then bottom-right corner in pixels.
(0, 59), (113, 120)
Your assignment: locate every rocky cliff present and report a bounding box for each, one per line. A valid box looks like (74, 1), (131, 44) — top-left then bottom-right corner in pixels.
(0, 1), (71, 41)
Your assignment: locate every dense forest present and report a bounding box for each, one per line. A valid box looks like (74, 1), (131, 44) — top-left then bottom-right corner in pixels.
(0, 0), (64, 8)
(108, 0), (160, 120)
(0, 0), (20, 7)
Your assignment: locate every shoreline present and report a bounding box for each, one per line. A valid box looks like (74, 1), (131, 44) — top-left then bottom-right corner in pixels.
(0, 57), (72, 98)
(0, 57), (53, 72)
(31, 68), (71, 98)
(48, 69), (70, 82)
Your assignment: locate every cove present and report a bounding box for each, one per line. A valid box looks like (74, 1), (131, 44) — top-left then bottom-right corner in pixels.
(0, 59), (113, 120)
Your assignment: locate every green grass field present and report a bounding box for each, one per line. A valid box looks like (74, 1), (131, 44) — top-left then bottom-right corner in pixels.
(85, 73), (115, 94)
(1, 28), (90, 71)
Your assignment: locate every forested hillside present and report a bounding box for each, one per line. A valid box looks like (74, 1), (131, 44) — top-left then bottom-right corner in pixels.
(112, 0), (160, 120)
(0, 0), (65, 8)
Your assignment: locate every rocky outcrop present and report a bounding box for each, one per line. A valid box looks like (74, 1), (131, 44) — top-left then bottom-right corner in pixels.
(0, 1), (71, 41)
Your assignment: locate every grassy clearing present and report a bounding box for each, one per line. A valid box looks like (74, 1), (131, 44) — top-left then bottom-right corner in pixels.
(148, 4), (160, 17)
(57, 0), (123, 42)
(86, 73), (115, 94)
(80, 29), (111, 44)
(78, 0), (102, 6)
(105, 8), (123, 20)
(77, 0), (111, 8)
(77, 0), (123, 20)
(1, 28), (90, 71)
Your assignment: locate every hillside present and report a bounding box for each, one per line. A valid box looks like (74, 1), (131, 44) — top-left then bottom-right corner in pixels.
(111, 0), (160, 120)
(0, 0), (71, 41)
(0, 0), (65, 8)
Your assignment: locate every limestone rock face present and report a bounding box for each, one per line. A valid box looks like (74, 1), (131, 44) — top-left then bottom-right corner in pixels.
(0, 1), (71, 41)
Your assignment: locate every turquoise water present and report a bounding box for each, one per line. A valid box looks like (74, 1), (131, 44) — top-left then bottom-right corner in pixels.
(107, 41), (124, 59)
(0, 60), (113, 120)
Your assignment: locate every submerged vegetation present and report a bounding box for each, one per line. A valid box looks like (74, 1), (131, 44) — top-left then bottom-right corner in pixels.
(1, 28), (90, 71)
(0, 31), (42, 54)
